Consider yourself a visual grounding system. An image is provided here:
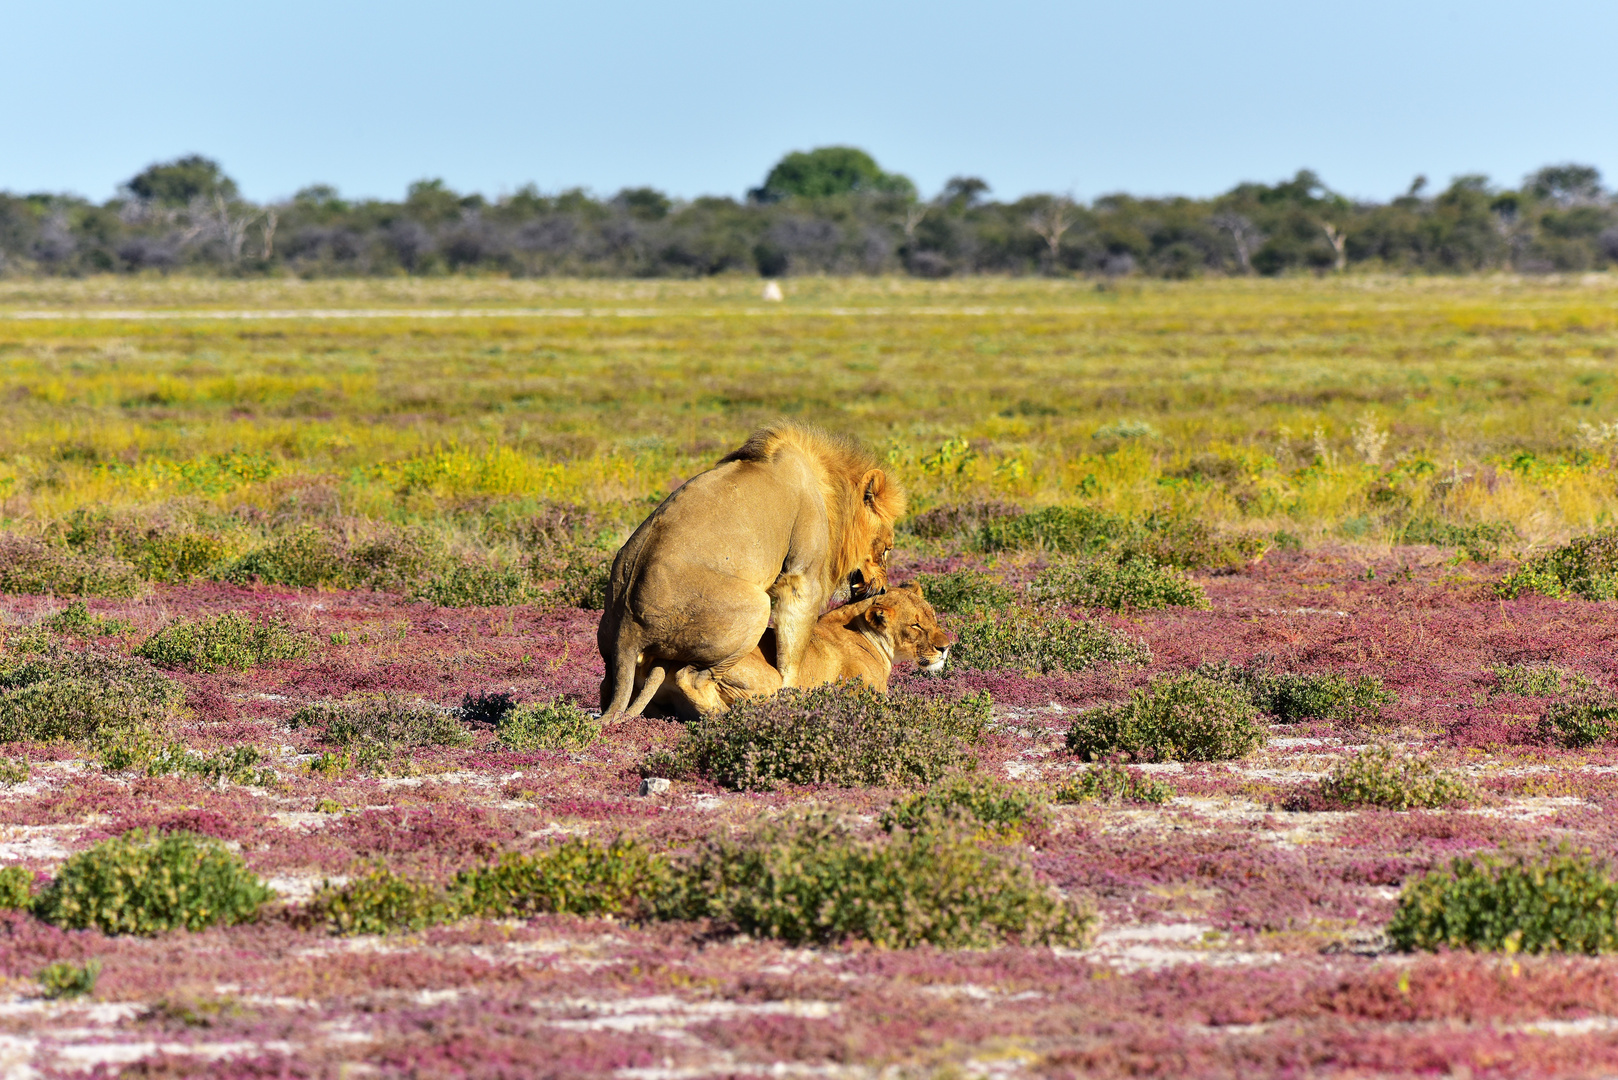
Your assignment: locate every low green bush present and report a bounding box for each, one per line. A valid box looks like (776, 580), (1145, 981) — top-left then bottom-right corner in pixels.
(902, 500), (1025, 546)
(1389, 849), (1618, 954)
(102, 740), (276, 786)
(979, 505), (1128, 556)
(459, 690), (518, 727)
(1498, 527), (1618, 601)
(666, 813), (1094, 948)
(33, 830), (274, 935)
(136, 612), (311, 672)
(306, 867), (454, 936)
(43, 601), (133, 638)
(1030, 555), (1209, 612)
(1054, 764), (1175, 805)
(413, 564), (530, 607)
(1197, 660), (1397, 725)
(1490, 662), (1595, 698)
(221, 526), (434, 591)
(1538, 693), (1618, 748)
(0, 534), (145, 599)
(308, 838), (670, 934)
(952, 607), (1151, 674)
(290, 693), (473, 751)
(1401, 518), (1516, 562)
(0, 758), (30, 785)
(457, 838), (669, 919)
(497, 697), (601, 751)
(62, 507), (234, 583)
(37, 959), (100, 1000)
(1066, 672), (1265, 762)
(535, 548), (612, 610)
(0, 866), (35, 909)
(880, 772), (1046, 835)
(912, 569), (1016, 615)
(0, 644), (184, 744)
(1310, 745), (1472, 810)
(652, 679), (991, 791)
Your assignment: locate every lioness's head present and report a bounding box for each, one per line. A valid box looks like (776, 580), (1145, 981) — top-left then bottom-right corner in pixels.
(847, 469), (905, 600)
(859, 582), (953, 673)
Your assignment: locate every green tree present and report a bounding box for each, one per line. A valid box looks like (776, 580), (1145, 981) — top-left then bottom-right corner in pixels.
(753, 147), (916, 202)
(125, 155), (238, 207)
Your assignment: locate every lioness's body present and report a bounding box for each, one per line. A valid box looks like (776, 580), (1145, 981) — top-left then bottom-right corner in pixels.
(656, 583), (953, 720)
(597, 423), (904, 721)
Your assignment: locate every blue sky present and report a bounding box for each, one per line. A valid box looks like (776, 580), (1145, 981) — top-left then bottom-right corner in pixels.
(4, 0), (1615, 205)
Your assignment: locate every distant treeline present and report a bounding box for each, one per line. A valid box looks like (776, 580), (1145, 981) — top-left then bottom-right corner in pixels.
(3, 147), (1616, 279)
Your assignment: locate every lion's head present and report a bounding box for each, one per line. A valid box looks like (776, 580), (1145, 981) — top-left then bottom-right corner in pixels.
(858, 582), (953, 673)
(845, 468), (904, 600)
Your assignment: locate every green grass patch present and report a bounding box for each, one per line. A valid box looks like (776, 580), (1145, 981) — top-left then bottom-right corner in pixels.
(1306, 745), (1472, 810)
(497, 696), (601, 751)
(32, 829), (274, 935)
(0, 535), (145, 599)
(412, 564), (531, 607)
(1066, 672), (1265, 762)
(1054, 764), (1176, 805)
(0, 643), (184, 744)
(880, 772), (1046, 836)
(650, 679), (991, 791)
(911, 569), (1016, 615)
(37, 960), (100, 1000)
(135, 611), (311, 672)
(43, 601), (133, 638)
(668, 813), (1094, 948)
(1030, 554), (1209, 611)
(290, 693), (474, 752)
(1390, 848), (1618, 954)
(952, 606), (1151, 674)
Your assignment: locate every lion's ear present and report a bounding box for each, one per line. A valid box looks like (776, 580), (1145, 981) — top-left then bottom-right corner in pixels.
(860, 469), (884, 508)
(858, 468), (906, 519)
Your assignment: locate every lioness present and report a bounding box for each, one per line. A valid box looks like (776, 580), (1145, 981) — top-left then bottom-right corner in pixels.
(598, 422), (905, 721)
(656, 583), (953, 720)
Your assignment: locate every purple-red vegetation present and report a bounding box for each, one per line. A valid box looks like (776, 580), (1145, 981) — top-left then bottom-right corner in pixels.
(8, 545), (1618, 1076)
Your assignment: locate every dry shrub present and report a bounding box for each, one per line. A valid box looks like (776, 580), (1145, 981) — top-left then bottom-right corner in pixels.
(0, 642), (183, 743)
(290, 693), (473, 751)
(0, 534), (145, 599)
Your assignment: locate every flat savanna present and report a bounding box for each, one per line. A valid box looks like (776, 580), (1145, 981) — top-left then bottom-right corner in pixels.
(1, 275), (1617, 1078)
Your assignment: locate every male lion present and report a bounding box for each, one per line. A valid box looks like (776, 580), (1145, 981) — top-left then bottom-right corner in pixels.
(654, 583), (953, 720)
(597, 422), (905, 722)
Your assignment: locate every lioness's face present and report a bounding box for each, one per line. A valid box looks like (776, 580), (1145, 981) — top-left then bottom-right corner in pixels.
(848, 523), (895, 600)
(867, 583), (953, 673)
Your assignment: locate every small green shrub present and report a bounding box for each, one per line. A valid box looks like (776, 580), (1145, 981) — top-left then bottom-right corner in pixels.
(1499, 527), (1618, 601)
(537, 548), (612, 610)
(952, 607), (1151, 674)
(33, 830), (274, 935)
(0, 644), (184, 744)
(0, 757), (30, 785)
(1402, 518), (1516, 562)
(666, 813), (1094, 948)
(457, 838), (670, 919)
(61, 508), (234, 583)
(1310, 745), (1472, 810)
(1054, 764), (1175, 805)
(308, 839), (670, 934)
(290, 693), (473, 750)
(43, 601), (133, 638)
(0, 866), (35, 909)
(222, 526), (434, 591)
(1066, 672), (1265, 762)
(979, 505), (1128, 556)
(136, 612), (311, 672)
(413, 564), (530, 607)
(903, 500), (1024, 545)
(1030, 554), (1209, 612)
(37, 959), (100, 1000)
(498, 697), (601, 751)
(459, 690), (518, 727)
(1197, 660), (1397, 725)
(880, 772), (1046, 835)
(102, 740), (276, 786)
(307, 868), (454, 936)
(1490, 662), (1595, 698)
(0, 534), (145, 599)
(912, 569), (1016, 615)
(653, 680), (991, 791)
(1117, 516), (1267, 572)
(1538, 693), (1618, 749)
(1389, 849), (1618, 954)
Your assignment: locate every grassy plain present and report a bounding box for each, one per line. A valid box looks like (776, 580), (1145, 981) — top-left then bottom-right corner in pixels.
(4, 276), (1618, 1076)
(4, 273), (1618, 550)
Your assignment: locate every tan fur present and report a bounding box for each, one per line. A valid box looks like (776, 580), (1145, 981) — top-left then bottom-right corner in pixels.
(597, 422), (906, 721)
(656, 583), (953, 721)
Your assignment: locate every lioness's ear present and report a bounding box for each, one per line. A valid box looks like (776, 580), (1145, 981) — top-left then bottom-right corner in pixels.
(865, 604), (888, 626)
(896, 582), (922, 596)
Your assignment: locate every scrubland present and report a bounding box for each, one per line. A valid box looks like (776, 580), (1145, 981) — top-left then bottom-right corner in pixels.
(3, 276), (1618, 1077)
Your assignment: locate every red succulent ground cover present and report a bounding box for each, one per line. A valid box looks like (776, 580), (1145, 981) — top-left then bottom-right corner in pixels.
(6, 546), (1618, 1077)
